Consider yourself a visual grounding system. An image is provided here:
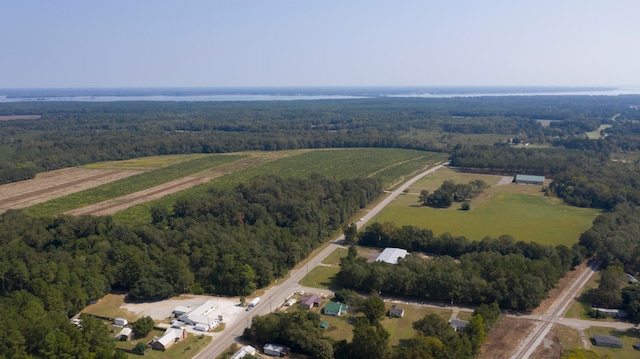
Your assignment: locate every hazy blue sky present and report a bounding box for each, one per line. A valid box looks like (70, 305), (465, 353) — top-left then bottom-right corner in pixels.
(2, 0), (639, 88)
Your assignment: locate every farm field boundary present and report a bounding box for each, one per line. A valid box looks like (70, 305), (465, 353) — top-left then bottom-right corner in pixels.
(112, 148), (448, 223)
(26, 154), (246, 217)
(372, 167), (600, 246)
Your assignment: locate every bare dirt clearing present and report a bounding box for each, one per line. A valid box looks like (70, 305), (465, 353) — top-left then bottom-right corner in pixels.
(0, 168), (142, 213)
(480, 316), (536, 359)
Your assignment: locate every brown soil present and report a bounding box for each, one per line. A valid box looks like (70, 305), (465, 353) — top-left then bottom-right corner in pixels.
(65, 155), (281, 216)
(0, 168), (142, 213)
(531, 262), (589, 316)
(480, 317), (536, 359)
(530, 325), (563, 359)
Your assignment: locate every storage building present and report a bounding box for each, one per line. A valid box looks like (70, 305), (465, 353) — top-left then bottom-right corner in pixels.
(263, 343), (290, 357)
(593, 334), (623, 348)
(376, 248), (408, 264)
(514, 174), (545, 185)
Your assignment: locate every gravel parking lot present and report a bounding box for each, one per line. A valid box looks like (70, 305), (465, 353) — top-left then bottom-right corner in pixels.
(121, 294), (245, 334)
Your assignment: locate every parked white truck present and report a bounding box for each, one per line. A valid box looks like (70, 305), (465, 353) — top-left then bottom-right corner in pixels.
(246, 297), (261, 311)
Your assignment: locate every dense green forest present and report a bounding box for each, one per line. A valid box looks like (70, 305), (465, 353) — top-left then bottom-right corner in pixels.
(3, 95), (640, 357)
(0, 175), (381, 356)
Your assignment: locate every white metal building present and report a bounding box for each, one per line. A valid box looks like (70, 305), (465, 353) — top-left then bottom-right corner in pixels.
(376, 247), (408, 264)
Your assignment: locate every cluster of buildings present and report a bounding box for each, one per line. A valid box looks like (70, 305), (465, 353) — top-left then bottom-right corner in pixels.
(172, 299), (222, 331)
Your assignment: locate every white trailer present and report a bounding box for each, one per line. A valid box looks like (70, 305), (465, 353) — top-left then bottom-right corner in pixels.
(246, 297), (261, 311)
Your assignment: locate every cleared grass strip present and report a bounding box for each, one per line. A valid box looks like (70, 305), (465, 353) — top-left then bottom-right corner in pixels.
(26, 154), (246, 217)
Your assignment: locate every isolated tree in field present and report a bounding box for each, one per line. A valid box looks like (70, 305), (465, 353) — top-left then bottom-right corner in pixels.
(418, 190), (429, 205)
(461, 202), (470, 210)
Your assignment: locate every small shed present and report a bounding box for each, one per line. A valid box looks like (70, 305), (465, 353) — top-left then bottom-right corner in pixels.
(388, 304), (405, 318)
(115, 327), (133, 341)
(593, 334), (623, 348)
(324, 302), (348, 316)
(514, 174), (545, 185)
(450, 318), (469, 332)
(634, 341), (640, 350)
(114, 318), (128, 327)
(263, 343), (290, 357)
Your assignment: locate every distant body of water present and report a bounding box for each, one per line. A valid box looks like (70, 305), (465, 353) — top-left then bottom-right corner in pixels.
(1, 86), (640, 102)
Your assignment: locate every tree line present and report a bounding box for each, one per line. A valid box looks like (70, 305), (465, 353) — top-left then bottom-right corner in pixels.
(338, 222), (581, 311)
(2, 95), (637, 184)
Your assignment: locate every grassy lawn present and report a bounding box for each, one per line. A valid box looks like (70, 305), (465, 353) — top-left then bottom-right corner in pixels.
(300, 266), (340, 290)
(381, 303), (453, 346)
(82, 294), (140, 322)
(555, 325), (583, 352)
(373, 168), (600, 246)
(584, 327), (640, 358)
(320, 302), (454, 345)
(322, 248), (348, 265)
(117, 331), (212, 359)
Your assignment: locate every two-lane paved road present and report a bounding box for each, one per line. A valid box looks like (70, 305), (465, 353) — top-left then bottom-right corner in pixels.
(194, 162), (449, 358)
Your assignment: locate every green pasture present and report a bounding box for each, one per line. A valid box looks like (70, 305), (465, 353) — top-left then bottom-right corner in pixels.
(373, 169), (599, 246)
(113, 148), (448, 224)
(26, 154), (245, 217)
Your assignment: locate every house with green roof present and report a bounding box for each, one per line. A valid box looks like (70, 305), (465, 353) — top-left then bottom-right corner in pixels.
(323, 302), (348, 316)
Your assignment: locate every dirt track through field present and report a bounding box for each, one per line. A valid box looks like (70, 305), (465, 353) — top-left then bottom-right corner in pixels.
(64, 155), (277, 216)
(0, 168), (143, 213)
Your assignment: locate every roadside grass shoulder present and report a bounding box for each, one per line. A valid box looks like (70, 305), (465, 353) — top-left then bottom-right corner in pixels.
(554, 325), (583, 352)
(300, 266), (340, 291)
(322, 248), (348, 266)
(27, 154), (245, 217)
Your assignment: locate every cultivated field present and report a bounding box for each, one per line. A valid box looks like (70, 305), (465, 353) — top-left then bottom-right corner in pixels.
(112, 148), (448, 223)
(0, 167), (143, 213)
(372, 167), (600, 246)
